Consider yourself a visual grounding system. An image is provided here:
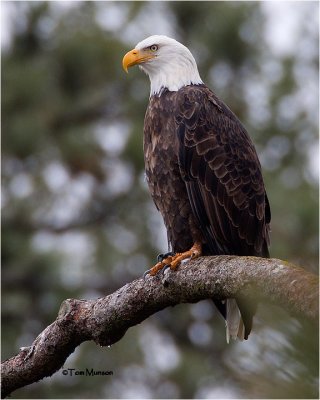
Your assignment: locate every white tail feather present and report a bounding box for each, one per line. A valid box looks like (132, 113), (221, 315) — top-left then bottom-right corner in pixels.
(225, 299), (244, 343)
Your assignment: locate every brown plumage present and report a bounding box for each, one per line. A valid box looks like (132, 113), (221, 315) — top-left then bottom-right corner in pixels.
(123, 35), (271, 341)
(144, 85), (270, 339)
(144, 85), (270, 260)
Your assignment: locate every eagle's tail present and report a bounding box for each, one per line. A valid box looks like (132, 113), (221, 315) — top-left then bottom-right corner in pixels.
(213, 297), (256, 342)
(225, 299), (245, 343)
(225, 297), (257, 342)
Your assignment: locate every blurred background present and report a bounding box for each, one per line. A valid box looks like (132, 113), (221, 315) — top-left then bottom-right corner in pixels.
(2, 1), (319, 398)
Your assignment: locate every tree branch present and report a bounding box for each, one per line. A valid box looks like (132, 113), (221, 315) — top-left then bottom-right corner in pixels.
(1, 255), (318, 398)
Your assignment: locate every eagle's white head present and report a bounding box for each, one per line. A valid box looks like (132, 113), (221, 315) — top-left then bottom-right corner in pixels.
(122, 35), (203, 96)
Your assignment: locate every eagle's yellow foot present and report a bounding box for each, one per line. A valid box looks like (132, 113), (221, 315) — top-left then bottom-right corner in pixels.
(143, 242), (202, 279)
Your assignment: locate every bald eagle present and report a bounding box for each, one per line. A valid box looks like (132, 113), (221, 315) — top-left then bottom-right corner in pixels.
(123, 35), (271, 341)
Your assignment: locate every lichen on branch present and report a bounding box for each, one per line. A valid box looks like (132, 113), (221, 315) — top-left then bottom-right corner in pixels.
(1, 255), (318, 398)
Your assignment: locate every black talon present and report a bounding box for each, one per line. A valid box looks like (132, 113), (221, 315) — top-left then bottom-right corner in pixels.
(157, 251), (175, 262)
(161, 264), (171, 276)
(143, 269), (151, 280)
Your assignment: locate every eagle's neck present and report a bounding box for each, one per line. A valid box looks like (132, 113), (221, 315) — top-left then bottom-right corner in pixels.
(140, 53), (203, 96)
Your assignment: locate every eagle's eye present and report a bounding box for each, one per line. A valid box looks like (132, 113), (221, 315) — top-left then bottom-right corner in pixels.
(149, 45), (158, 52)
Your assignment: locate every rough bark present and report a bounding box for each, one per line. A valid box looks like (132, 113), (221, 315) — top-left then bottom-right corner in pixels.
(1, 255), (318, 398)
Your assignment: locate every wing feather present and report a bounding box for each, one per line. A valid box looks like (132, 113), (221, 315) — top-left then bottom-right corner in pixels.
(175, 85), (270, 339)
(176, 85), (270, 257)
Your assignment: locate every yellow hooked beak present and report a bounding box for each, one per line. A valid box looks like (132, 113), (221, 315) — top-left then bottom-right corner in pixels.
(122, 48), (155, 73)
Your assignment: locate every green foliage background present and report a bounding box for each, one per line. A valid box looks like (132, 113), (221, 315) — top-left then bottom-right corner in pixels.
(2, 1), (319, 398)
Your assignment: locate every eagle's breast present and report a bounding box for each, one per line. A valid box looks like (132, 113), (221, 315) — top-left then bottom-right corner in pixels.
(143, 91), (201, 252)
